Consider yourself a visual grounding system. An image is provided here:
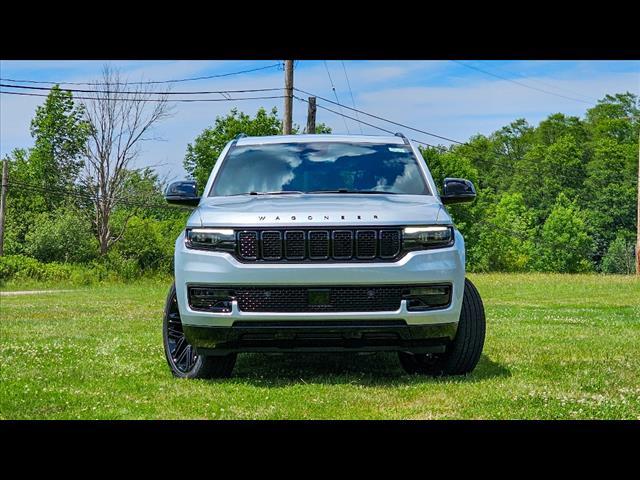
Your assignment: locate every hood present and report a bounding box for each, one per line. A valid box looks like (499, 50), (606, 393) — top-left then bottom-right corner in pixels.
(188, 193), (451, 228)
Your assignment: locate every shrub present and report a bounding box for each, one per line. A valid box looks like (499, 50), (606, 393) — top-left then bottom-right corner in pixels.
(0, 254), (171, 287)
(109, 214), (183, 274)
(601, 234), (636, 274)
(101, 250), (142, 281)
(24, 208), (98, 263)
(0, 254), (92, 285)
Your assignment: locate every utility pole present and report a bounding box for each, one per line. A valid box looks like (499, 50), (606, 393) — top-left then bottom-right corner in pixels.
(306, 96), (317, 134)
(0, 158), (8, 256)
(636, 128), (639, 275)
(283, 60), (294, 135)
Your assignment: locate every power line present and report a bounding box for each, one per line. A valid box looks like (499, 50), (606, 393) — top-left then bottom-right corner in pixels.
(451, 60), (593, 105)
(341, 61), (363, 134)
(0, 83), (282, 96)
(294, 87), (466, 145)
(323, 61), (350, 134)
(493, 63), (597, 103)
(0, 63), (283, 86)
(0, 90), (286, 103)
(8, 180), (179, 211)
(293, 95), (446, 151)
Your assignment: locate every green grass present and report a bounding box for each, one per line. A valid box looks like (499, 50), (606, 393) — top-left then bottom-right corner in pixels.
(1, 273), (639, 419)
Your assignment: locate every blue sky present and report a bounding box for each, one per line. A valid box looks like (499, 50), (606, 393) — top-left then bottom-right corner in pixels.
(1, 60), (638, 182)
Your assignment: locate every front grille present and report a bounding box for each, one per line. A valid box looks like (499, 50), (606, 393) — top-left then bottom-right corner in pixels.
(235, 228), (402, 262)
(235, 286), (407, 312)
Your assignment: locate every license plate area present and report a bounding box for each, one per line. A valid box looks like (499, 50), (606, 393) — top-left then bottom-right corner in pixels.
(308, 288), (332, 308)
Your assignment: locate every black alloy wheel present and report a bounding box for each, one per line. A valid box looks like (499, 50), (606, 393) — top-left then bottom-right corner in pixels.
(162, 283), (236, 379)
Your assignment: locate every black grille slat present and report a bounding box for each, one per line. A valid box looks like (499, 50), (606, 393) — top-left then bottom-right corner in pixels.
(332, 230), (354, 259)
(261, 231), (282, 260)
(236, 228), (402, 261)
(236, 286), (407, 312)
(284, 231), (305, 259)
(380, 230), (401, 258)
(308, 231), (330, 259)
(356, 230), (377, 259)
(238, 231), (258, 259)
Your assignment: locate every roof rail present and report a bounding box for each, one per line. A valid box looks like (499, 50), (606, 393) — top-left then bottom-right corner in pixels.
(394, 132), (410, 145)
(230, 133), (248, 148)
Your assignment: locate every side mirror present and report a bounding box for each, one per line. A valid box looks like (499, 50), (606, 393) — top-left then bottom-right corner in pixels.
(441, 178), (476, 205)
(165, 180), (200, 207)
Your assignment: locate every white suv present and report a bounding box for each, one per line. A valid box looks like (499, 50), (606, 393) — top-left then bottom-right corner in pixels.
(163, 134), (485, 378)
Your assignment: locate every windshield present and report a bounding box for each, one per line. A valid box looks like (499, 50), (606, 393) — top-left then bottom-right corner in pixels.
(209, 141), (431, 196)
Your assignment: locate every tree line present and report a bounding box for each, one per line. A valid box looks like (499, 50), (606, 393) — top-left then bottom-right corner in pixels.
(421, 92), (638, 274)
(0, 78), (637, 284)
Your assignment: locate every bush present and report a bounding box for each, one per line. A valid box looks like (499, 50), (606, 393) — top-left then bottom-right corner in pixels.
(535, 193), (594, 273)
(0, 254), (96, 285)
(601, 234), (636, 274)
(0, 254), (172, 287)
(109, 214), (181, 273)
(25, 208), (98, 263)
(100, 250), (142, 281)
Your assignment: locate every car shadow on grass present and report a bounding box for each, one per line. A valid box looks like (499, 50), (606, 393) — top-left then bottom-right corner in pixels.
(228, 352), (511, 387)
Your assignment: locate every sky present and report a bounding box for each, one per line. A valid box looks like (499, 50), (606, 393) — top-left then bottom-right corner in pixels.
(1, 60), (638, 182)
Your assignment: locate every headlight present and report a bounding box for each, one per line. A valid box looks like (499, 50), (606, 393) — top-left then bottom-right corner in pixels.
(403, 225), (454, 250)
(185, 228), (235, 252)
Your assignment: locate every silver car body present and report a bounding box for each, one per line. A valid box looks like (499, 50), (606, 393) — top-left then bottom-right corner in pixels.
(174, 134), (466, 334)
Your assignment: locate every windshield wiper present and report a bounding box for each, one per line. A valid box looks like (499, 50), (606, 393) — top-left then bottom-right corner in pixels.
(308, 189), (396, 195)
(247, 191), (304, 195)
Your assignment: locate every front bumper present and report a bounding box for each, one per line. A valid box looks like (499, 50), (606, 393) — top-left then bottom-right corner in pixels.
(185, 320), (457, 355)
(174, 230), (466, 352)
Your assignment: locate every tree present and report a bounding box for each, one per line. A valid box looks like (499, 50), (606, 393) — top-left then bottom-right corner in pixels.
(28, 85), (91, 208)
(303, 122), (332, 134)
(586, 92), (639, 144)
(2, 148), (58, 255)
(184, 107), (282, 190)
(535, 193), (593, 273)
(80, 65), (173, 255)
(512, 134), (586, 221)
(471, 193), (535, 272)
(489, 119), (535, 192)
(581, 138), (637, 262)
(535, 113), (587, 146)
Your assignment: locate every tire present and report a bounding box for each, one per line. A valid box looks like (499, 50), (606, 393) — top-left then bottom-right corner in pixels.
(163, 283), (236, 379)
(399, 278), (485, 376)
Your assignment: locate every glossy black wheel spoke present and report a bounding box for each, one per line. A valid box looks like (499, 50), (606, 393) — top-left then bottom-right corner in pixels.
(166, 291), (198, 373)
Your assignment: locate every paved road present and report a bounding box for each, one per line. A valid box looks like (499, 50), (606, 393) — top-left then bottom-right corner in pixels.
(0, 290), (74, 296)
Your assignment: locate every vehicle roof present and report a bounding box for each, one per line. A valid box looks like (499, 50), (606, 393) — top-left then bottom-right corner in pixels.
(235, 134), (406, 146)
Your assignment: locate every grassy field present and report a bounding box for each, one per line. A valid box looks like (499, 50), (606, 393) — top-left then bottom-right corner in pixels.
(1, 273), (638, 419)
